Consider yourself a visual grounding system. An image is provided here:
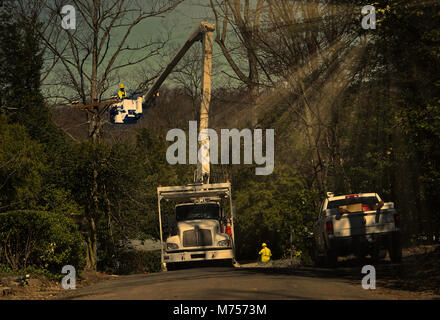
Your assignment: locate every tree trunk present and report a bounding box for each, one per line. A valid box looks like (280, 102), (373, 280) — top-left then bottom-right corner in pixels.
(86, 216), (97, 270)
(85, 0), (101, 270)
(85, 159), (100, 271)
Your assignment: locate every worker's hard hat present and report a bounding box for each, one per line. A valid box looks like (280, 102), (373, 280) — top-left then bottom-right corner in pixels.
(262, 243), (267, 247)
(120, 84), (125, 89)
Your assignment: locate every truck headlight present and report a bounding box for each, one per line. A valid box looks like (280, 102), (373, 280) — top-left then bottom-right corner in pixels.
(166, 243), (178, 250)
(217, 240), (230, 247)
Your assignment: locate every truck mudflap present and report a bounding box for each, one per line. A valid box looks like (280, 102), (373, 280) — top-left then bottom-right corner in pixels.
(164, 248), (234, 264)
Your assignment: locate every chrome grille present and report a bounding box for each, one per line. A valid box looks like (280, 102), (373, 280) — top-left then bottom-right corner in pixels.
(183, 228), (212, 247)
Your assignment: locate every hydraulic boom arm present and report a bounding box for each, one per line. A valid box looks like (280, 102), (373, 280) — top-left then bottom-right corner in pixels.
(142, 22), (214, 105)
(142, 22), (214, 184)
(72, 22), (215, 183)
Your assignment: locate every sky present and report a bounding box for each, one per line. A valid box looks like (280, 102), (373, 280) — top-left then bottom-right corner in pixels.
(122, 0), (230, 92)
(44, 0), (232, 102)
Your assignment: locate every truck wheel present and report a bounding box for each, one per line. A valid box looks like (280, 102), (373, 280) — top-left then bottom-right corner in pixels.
(219, 259), (234, 267)
(166, 263), (178, 271)
(356, 252), (366, 261)
(313, 248), (324, 267)
(324, 250), (338, 268)
(388, 232), (402, 263)
(371, 247), (386, 262)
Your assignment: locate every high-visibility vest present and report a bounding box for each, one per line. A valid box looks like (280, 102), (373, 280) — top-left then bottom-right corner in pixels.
(118, 89), (127, 100)
(259, 247), (272, 262)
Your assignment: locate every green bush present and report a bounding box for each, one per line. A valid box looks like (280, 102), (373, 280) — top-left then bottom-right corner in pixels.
(0, 264), (65, 281)
(0, 210), (85, 273)
(114, 250), (161, 275)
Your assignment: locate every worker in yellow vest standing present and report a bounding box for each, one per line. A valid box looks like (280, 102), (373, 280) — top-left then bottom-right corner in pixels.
(259, 243), (272, 263)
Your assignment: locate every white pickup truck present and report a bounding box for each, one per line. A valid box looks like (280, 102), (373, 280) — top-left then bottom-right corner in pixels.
(312, 192), (401, 267)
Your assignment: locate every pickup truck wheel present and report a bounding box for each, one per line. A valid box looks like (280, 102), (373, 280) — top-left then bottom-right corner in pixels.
(371, 249), (386, 262)
(324, 250), (337, 268)
(356, 252), (366, 261)
(313, 250), (324, 267)
(388, 232), (402, 263)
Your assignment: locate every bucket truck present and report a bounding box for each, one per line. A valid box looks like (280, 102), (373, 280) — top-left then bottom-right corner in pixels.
(154, 22), (237, 270)
(73, 22), (238, 270)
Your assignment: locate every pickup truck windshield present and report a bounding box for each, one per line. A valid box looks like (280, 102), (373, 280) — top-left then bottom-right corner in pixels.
(176, 203), (220, 221)
(327, 196), (380, 210)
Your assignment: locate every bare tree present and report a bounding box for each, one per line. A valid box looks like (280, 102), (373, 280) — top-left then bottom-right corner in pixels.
(22, 0), (183, 141)
(249, 0), (363, 191)
(16, 0), (183, 270)
(209, 0), (266, 96)
(170, 46), (203, 120)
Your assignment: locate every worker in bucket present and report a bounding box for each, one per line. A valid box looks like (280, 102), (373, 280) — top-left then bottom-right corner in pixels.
(118, 84), (127, 100)
(259, 243), (272, 263)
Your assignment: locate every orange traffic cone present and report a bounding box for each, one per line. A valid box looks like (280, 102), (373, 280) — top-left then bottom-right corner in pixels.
(226, 218), (233, 238)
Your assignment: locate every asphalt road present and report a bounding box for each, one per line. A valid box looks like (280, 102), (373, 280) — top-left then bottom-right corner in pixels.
(59, 263), (435, 300)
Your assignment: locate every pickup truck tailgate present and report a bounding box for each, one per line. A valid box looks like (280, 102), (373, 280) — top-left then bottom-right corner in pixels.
(333, 211), (396, 237)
